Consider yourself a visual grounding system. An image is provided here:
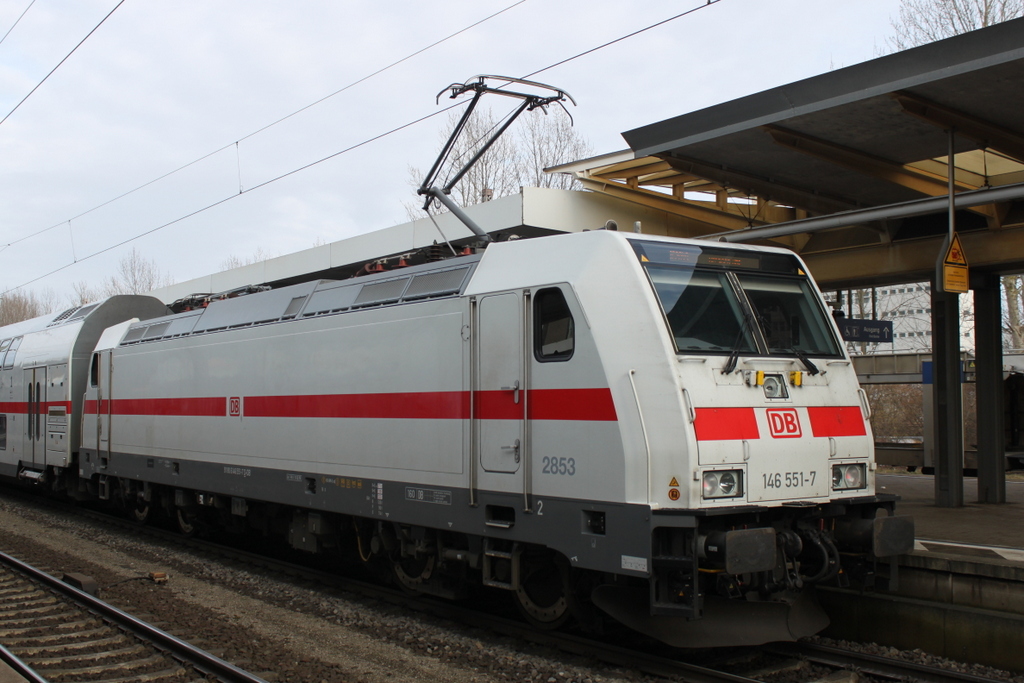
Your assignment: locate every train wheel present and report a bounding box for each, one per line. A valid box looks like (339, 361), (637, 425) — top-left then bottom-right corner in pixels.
(131, 501), (151, 525)
(393, 553), (435, 594)
(176, 509), (197, 537)
(515, 556), (570, 629)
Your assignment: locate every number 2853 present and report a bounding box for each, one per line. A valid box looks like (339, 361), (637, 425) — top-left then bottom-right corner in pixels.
(542, 456), (576, 476)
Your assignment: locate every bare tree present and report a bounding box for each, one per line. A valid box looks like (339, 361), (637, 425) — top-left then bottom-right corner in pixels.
(103, 248), (172, 296)
(70, 281), (101, 306)
(865, 384), (925, 442)
(0, 288), (62, 326)
(1003, 275), (1024, 349)
(887, 0), (1023, 50)
(220, 247), (276, 271)
(517, 112), (593, 190)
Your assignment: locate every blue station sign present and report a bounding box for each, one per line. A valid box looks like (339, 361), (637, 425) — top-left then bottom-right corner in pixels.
(839, 318), (894, 343)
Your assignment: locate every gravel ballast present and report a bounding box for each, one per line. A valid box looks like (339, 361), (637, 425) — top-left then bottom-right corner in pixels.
(0, 495), (649, 683)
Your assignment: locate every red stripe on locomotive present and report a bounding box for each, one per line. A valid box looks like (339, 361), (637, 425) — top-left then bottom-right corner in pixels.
(81, 389), (617, 421)
(806, 406), (867, 437)
(693, 407), (760, 441)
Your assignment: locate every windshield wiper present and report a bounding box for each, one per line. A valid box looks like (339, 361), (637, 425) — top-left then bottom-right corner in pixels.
(722, 313), (756, 375)
(786, 348), (820, 375)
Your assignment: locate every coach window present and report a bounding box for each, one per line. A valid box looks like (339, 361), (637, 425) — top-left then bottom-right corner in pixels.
(0, 339), (9, 369)
(534, 287), (574, 362)
(3, 337), (20, 369)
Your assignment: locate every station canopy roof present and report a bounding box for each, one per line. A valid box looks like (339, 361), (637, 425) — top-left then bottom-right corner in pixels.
(553, 17), (1024, 288)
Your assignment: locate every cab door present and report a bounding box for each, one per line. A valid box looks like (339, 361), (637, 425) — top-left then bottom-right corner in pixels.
(475, 292), (525, 474)
(23, 367), (44, 467)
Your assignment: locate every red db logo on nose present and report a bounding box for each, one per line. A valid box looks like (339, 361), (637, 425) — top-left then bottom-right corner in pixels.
(767, 408), (801, 438)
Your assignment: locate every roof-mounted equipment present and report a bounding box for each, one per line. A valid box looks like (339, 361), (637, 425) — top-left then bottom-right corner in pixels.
(417, 75), (576, 243)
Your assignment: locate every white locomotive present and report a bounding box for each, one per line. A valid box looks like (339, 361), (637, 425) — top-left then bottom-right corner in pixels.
(0, 230), (912, 646)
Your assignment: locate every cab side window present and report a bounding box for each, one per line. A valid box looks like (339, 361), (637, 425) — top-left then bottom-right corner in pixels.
(534, 288), (574, 362)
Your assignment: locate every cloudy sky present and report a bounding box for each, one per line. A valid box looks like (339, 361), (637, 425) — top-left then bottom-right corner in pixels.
(0, 0), (902, 301)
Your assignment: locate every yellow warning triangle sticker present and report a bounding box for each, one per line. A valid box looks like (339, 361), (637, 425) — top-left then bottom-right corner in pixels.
(669, 477), (679, 487)
(797, 268), (805, 275)
(944, 232), (968, 266)
(641, 255), (650, 262)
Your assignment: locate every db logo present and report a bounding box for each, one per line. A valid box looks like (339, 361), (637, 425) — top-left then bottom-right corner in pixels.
(228, 397), (242, 417)
(766, 408), (801, 438)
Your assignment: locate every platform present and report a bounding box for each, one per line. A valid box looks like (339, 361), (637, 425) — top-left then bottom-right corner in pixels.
(819, 474), (1024, 670)
(879, 473), (1024, 559)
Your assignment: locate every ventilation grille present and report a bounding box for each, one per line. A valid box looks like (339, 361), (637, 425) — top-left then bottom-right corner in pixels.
(404, 267), (469, 300)
(123, 327), (147, 343)
(353, 278), (409, 307)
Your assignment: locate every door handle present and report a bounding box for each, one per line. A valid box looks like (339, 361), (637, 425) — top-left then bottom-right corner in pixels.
(502, 438), (521, 463)
(500, 380), (521, 404)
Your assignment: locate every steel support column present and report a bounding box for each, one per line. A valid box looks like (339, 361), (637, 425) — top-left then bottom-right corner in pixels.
(932, 284), (964, 507)
(974, 274), (1006, 503)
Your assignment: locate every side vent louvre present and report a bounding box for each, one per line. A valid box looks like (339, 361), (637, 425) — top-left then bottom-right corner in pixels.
(122, 327), (147, 344)
(403, 267), (469, 300)
(282, 296), (307, 319)
(353, 278), (409, 307)
(143, 322), (171, 339)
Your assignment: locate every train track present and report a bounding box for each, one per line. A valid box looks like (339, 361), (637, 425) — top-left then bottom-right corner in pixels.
(763, 642), (1011, 683)
(1, 490), (1017, 683)
(0, 548), (268, 683)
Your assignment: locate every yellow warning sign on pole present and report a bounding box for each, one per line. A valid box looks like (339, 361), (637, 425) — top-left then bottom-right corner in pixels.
(941, 232), (969, 293)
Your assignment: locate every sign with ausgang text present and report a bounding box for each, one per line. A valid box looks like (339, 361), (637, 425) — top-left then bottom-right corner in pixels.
(839, 319), (894, 343)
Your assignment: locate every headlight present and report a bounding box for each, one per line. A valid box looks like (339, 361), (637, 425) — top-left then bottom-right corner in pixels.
(762, 374), (787, 399)
(702, 470), (743, 499)
(832, 464), (866, 490)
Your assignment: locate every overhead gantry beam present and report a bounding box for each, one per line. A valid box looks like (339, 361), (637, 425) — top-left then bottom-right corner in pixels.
(577, 178), (770, 234)
(662, 154), (860, 216)
(894, 91), (1024, 164)
(764, 125), (994, 219)
(802, 224), (1024, 289)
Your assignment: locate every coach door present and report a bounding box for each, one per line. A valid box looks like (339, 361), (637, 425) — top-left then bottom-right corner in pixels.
(96, 350), (112, 468)
(23, 367), (44, 467)
(475, 292), (525, 475)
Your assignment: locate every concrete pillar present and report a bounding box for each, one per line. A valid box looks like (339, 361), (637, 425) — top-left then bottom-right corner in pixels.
(932, 282), (964, 507)
(974, 274), (1006, 503)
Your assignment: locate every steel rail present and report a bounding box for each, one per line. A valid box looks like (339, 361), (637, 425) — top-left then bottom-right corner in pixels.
(768, 641), (1005, 683)
(4, 487), (1012, 683)
(0, 642), (49, 683)
(0, 491), (760, 683)
(0, 549), (270, 683)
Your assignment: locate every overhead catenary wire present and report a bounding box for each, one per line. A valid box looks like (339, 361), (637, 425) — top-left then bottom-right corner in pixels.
(0, 0), (36, 48)
(2, 101), (467, 297)
(0, 0), (527, 253)
(3, 0), (725, 296)
(521, 0), (720, 80)
(0, 0), (125, 128)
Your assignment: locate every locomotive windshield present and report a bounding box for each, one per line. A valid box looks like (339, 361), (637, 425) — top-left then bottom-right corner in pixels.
(631, 240), (842, 357)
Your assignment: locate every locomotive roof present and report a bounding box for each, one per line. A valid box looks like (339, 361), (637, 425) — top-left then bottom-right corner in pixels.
(120, 255), (481, 346)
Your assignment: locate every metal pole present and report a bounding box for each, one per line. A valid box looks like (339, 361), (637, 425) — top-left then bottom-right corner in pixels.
(709, 180), (1024, 242)
(425, 187), (492, 243)
(933, 129), (963, 507)
(975, 275), (1006, 503)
